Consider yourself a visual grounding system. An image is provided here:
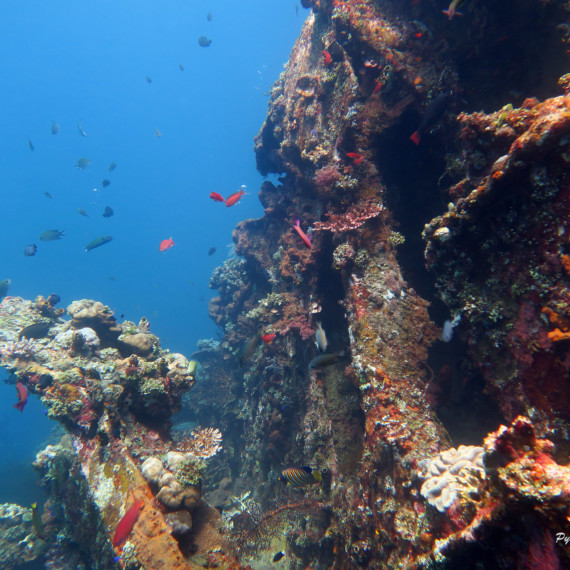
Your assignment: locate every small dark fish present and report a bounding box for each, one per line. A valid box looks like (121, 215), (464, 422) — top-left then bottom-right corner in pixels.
(19, 321), (51, 340)
(102, 206), (114, 218)
(85, 235), (113, 252)
(273, 551), (285, 562)
(40, 229), (65, 241)
(410, 91), (453, 145)
(75, 157), (90, 170)
(78, 122), (88, 137)
(42, 191), (53, 199)
(308, 352), (343, 370)
(279, 467), (322, 487)
(101, 179), (111, 188)
(239, 333), (261, 367)
(179, 64), (184, 71)
(208, 247), (216, 256)
(27, 138), (34, 151)
(0, 279), (11, 300)
(198, 36), (212, 47)
(51, 121), (59, 135)
(78, 208), (88, 217)
(47, 294), (60, 306)
(24, 244), (37, 257)
(206, 11), (212, 21)
(109, 162), (117, 171)
(145, 76), (152, 83)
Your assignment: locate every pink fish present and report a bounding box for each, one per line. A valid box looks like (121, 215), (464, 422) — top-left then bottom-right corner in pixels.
(14, 381), (28, 412)
(292, 219), (312, 249)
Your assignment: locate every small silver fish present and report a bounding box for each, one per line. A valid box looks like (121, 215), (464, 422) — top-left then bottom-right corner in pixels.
(315, 322), (328, 353)
(78, 122), (88, 137)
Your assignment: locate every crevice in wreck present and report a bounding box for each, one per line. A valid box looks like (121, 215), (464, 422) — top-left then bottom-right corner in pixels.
(374, 119), (506, 445)
(314, 232), (364, 474)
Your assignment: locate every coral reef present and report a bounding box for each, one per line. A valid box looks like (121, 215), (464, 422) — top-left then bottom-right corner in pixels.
(0, 503), (45, 569)
(0, 296), (232, 568)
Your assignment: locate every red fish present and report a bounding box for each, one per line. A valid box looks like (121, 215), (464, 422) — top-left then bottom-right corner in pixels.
(113, 493), (144, 548)
(14, 381), (28, 412)
(372, 79), (382, 94)
(209, 191), (226, 204)
(322, 50), (332, 66)
(262, 333), (277, 344)
(225, 188), (246, 207)
(292, 219), (312, 249)
(159, 237), (174, 252)
(346, 152), (364, 165)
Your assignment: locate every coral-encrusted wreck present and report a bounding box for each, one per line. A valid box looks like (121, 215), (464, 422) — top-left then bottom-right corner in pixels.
(194, 0), (570, 568)
(0, 296), (231, 569)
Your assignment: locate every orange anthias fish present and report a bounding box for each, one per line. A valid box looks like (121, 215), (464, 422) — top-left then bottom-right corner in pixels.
(322, 50), (332, 66)
(14, 381), (28, 412)
(346, 152), (364, 165)
(209, 191), (226, 204)
(113, 493), (144, 548)
(225, 188), (246, 207)
(159, 237), (175, 252)
(262, 333), (277, 344)
(292, 219), (312, 249)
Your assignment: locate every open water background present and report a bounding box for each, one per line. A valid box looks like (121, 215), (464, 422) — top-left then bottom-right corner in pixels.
(0, 0), (303, 507)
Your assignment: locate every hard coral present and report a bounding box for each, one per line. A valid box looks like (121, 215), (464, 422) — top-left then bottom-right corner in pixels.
(420, 445), (485, 513)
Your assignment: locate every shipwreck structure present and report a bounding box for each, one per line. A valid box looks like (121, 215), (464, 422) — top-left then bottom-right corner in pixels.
(2, 0), (570, 568)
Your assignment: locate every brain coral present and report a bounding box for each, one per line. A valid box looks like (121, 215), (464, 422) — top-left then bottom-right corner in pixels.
(420, 445), (485, 512)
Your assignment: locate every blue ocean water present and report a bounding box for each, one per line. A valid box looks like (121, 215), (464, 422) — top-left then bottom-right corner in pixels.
(0, 0), (304, 506)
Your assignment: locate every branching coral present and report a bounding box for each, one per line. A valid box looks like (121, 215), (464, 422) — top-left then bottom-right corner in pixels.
(313, 200), (384, 232)
(177, 427), (223, 458)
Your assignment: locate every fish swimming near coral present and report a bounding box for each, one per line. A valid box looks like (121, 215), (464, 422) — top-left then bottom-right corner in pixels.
(31, 502), (45, 539)
(198, 35), (212, 47)
(40, 229), (65, 241)
(14, 381), (28, 412)
(309, 351), (343, 370)
(24, 244), (37, 256)
(292, 219), (312, 249)
(113, 493), (144, 548)
(19, 321), (51, 340)
(51, 121), (59, 135)
(442, 0), (463, 20)
(0, 278), (11, 300)
(239, 333), (261, 367)
(75, 157), (90, 169)
(225, 186), (247, 207)
(273, 551), (285, 562)
(346, 152), (364, 165)
(315, 322), (328, 352)
(159, 237), (175, 252)
(322, 50), (332, 66)
(85, 235), (113, 252)
(279, 467), (322, 488)
(410, 91), (452, 145)
(102, 206), (114, 218)
(262, 333), (277, 344)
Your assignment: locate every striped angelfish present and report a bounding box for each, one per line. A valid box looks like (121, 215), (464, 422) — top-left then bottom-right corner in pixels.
(279, 466), (322, 488)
